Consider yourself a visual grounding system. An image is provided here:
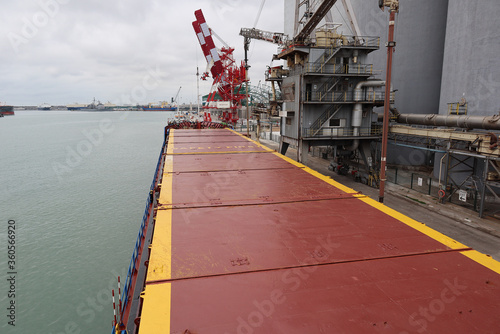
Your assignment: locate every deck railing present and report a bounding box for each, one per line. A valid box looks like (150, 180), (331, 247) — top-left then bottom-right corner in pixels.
(290, 63), (374, 76)
(115, 132), (167, 331)
(447, 102), (468, 115)
(302, 126), (382, 138)
(304, 90), (394, 103)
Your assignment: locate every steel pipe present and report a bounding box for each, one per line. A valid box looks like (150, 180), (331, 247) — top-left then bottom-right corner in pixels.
(346, 80), (386, 151)
(397, 113), (500, 130)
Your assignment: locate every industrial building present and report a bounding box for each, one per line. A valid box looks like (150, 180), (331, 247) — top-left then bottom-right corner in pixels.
(306, 0), (500, 117)
(260, 0), (500, 217)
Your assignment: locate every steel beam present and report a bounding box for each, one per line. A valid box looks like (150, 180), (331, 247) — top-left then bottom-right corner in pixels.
(295, 0), (338, 42)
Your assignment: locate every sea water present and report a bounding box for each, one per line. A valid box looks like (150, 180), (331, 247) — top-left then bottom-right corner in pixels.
(0, 110), (169, 333)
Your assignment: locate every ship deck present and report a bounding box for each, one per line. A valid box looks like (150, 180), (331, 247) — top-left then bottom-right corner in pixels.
(136, 128), (500, 333)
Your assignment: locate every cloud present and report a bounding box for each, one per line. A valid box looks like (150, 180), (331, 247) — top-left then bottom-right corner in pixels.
(0, 0), (284, 106)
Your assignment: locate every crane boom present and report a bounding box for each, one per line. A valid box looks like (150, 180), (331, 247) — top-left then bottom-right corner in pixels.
(173, 86), (181, 104)
(295, 0), (338, 42)
(210, 28), (229, 49)
(239, 28), (288, 45)
(340, 0), (361, 37)
(192, 9), (223, 79)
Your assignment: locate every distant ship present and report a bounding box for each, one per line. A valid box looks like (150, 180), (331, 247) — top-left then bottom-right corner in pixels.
(0, 103), (14, 116)
(67, 98), (107, 111)
(38, 103), (52, 110)
(142, 101), (177, 111)
(66, 103), (87, 111)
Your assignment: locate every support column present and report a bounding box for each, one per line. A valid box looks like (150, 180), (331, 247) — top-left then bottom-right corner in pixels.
(299, 140), (309, 164)
(479, 158), (488, 218)
(379, 2), (399, 203)
(297, 139), (302, 162)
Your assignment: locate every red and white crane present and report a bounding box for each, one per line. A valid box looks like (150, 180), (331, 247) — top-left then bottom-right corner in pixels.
(192, 9), (247, 125)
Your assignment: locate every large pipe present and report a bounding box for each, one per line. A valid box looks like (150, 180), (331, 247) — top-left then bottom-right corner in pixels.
(397, 113), (500, 130)
(377, 106), (399, 121)
(346, 80), (386, 151)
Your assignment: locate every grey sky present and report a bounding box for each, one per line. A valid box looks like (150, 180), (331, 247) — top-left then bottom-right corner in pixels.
(1, 0), (284, 106)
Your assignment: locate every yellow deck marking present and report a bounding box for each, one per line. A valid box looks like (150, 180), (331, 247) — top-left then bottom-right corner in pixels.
(140, 129), (500, 332)
(302, 166), (359, 194)
(166, 129), (175, 155)
(146, 209), (172, 281)
(150, 129), (174, 280)
(137, 283), (171, 334)
(461, 250), (500, 275)
(166, 150), (271, 155)
(158, 173), (173, 205)
(229, 131), (356, 192)
(356, 196), (467, 250)
(140, 131), (174, 332)
(261, 135), (500, 274)
(226, 128), (274, 152)
(271, 152), (306, 168)
(163, 155), (173, 175)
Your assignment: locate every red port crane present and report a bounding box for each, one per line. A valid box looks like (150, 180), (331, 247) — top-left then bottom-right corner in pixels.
(192, 9), (248, 125)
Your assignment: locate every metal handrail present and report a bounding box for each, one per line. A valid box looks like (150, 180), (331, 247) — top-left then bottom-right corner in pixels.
(310, 105), (343, 137)
(302, 126), (382, 138)
(116, 134), (166, 331)
(317, 77), (342, 94)
(313, 45), (341, 72)
(447, 102), (468, 115)
(311, 35), (379, 70)
(290, 63), (374, 75)
(304, 63), (374, 75)
(278, 35), (379, 53)
(305, 90), (394, 103)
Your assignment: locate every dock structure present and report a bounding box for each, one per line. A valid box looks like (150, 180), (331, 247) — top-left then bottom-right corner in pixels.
(132, 128), (500, 333)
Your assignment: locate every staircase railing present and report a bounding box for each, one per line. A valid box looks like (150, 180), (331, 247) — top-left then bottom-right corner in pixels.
(312, 46), (341, 73)
(309, 104), (343, 137)
(317, 77), (342, 94)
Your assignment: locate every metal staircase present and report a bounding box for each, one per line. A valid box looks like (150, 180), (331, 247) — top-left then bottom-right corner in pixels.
(317, 77), (342, 94)
(308, 104), (342, 137)
(312, 46), (341, 72)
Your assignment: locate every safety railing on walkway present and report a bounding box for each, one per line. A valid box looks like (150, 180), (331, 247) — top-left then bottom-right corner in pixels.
(308, 104), (342, 136)
(313, 35), (380, 50)
(306, 91), (349, 102)
(302, 126), (381, 138)
(349, 36), (380, 48)
(290, 63), (374, 76)
(385, 168), (479, 210)
(311, 45), (341, 72)
(447, 102), (468, 115)
(388, 170), (437, 196)
(304, 90), (393, 103)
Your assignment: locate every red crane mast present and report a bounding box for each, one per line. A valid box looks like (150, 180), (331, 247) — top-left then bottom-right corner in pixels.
(192, 9), (247, 125)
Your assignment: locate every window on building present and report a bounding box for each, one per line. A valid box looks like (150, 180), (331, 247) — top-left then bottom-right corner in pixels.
(329, 118), (341, 127)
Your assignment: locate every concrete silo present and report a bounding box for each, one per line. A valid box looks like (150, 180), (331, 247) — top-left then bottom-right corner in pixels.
(439, 0), (500, 116)
(326, 0), (450, 115)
